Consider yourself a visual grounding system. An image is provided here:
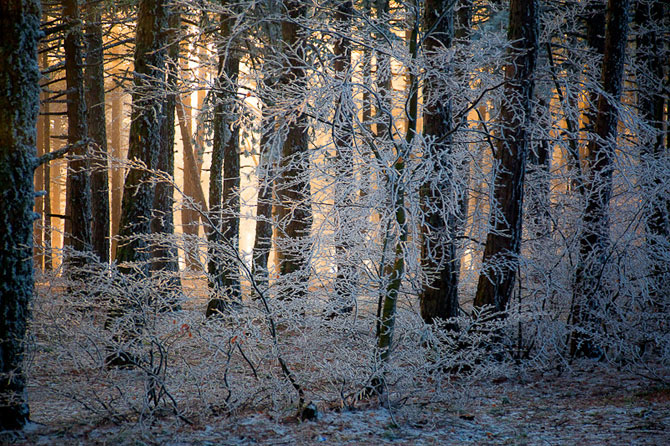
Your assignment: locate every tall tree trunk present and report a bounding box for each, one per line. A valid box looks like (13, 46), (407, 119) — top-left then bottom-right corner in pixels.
(634, 0), (668, 306)
(42, 51), (53, 271)
(115, 0), (169, 278)
(207, 5), (242, 316)
(333, 0), (357, 312)
(0, 0), (40, 429)
(110, 88), (123, 261)
(418, 0), (460, 326)
(85, 0), (110, 263)
(275, 0), (313, 296)
(63, 0), (92, 273)
(474, 0), (538, 315)
(178, 98), (205, 270)
(371, 3), (419, 393)
(571, 0), (630, 357)
(252, 125), (275, 296)
(151, 9), (181, 292)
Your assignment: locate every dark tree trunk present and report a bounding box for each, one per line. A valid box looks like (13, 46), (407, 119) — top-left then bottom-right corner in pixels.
(207, 6), (242, 316)
(571, 0), (630, 358)
(418, 0), (460, 326)
(85, 0), (109, 263)
(63, 0), (92, 272)
(474, 0), (538, 315)
(0, 0), (40, 430)
(252, 127), (275, 296)
(634, 0), (669, 305)
(151, 9), (181, 289)
(275, 0), (313, 295)
(115, 0), (169, 277)
(332, 0), (357, 312)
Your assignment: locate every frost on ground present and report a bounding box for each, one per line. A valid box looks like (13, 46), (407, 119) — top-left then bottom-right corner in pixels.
(10, 350), (670, 445)
(4, 274), (668, 445)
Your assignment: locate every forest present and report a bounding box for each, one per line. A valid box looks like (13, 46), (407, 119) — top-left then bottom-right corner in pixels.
(0, 0), (669, 444)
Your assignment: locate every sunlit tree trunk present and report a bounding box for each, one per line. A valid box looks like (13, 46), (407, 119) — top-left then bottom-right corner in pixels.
(207, 5), (242, 316)
(63, 0), (92, 272)
(571, 0), (630, 358)
(85, 0), (110, 263)
(0, 0), (40, 429)
(474, 0), (538, 315)
(110, 88), (123, 261)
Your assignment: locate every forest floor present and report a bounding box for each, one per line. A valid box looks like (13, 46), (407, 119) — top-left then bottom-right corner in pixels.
(6, 359), (669, 445)
(5, 276), (669, 445)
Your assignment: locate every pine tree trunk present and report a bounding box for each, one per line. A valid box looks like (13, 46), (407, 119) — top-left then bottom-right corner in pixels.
(275, 0), (313, 296)
(151, 9), (181, 293)
(634, 0), (668, 306)
(474, 0), (538, 315)
(571, 0), (630, 357)
(0, 0), (41, 429)
(418, 0), (460, 326)
(63, 0), (92, 273)
(115, 0), (169, 277)
(332, 0), (357, 312)
(85, 0), (110, 263)
(207, 6), (242, 316)
(110, 89), (123, 261)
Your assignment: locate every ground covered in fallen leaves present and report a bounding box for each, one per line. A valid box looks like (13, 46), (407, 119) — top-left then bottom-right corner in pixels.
(6, 360), (668, 445)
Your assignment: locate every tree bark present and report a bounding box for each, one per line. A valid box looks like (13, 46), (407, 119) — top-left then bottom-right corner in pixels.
(115, 0), (169, 278)
(634, 0), (668, 306)
(332, 0), (357, 312)
(571, 0), (630, 357)
(151, 9), (181, 292)
(110, 88), (123, 261)
(0, 0), (40, 429)
(63, 0), (93, 273)
(474, 0), (538, 315)
(275, 0), (313, 296)
(207, 5), (242, 316)
(418, 0), (460, 326)
(85, 0), (110, 263)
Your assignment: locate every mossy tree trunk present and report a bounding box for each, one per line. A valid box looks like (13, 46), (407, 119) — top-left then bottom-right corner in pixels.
(0, 0), (41, 430)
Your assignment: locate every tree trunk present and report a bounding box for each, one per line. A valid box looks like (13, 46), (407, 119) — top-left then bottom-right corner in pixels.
(151, 9), (181, 294)
(110, 88), (123, 261)
(371, 4), (418, 393)
(474, 0), (538, 315)
(85, 0), (109, 263)
(115, 0), (169, 278)
(571, 0), (630, 358)
(634, 0), (668, 306)
(0, 0), (40, 429)
(177, 98), (206, 270)
(275, 0), (313, 296)
(418, 0), (460, 326)
(332, 0), (357, 312)
(207, 6), (242, 316)
(63, 0), (92, 273)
